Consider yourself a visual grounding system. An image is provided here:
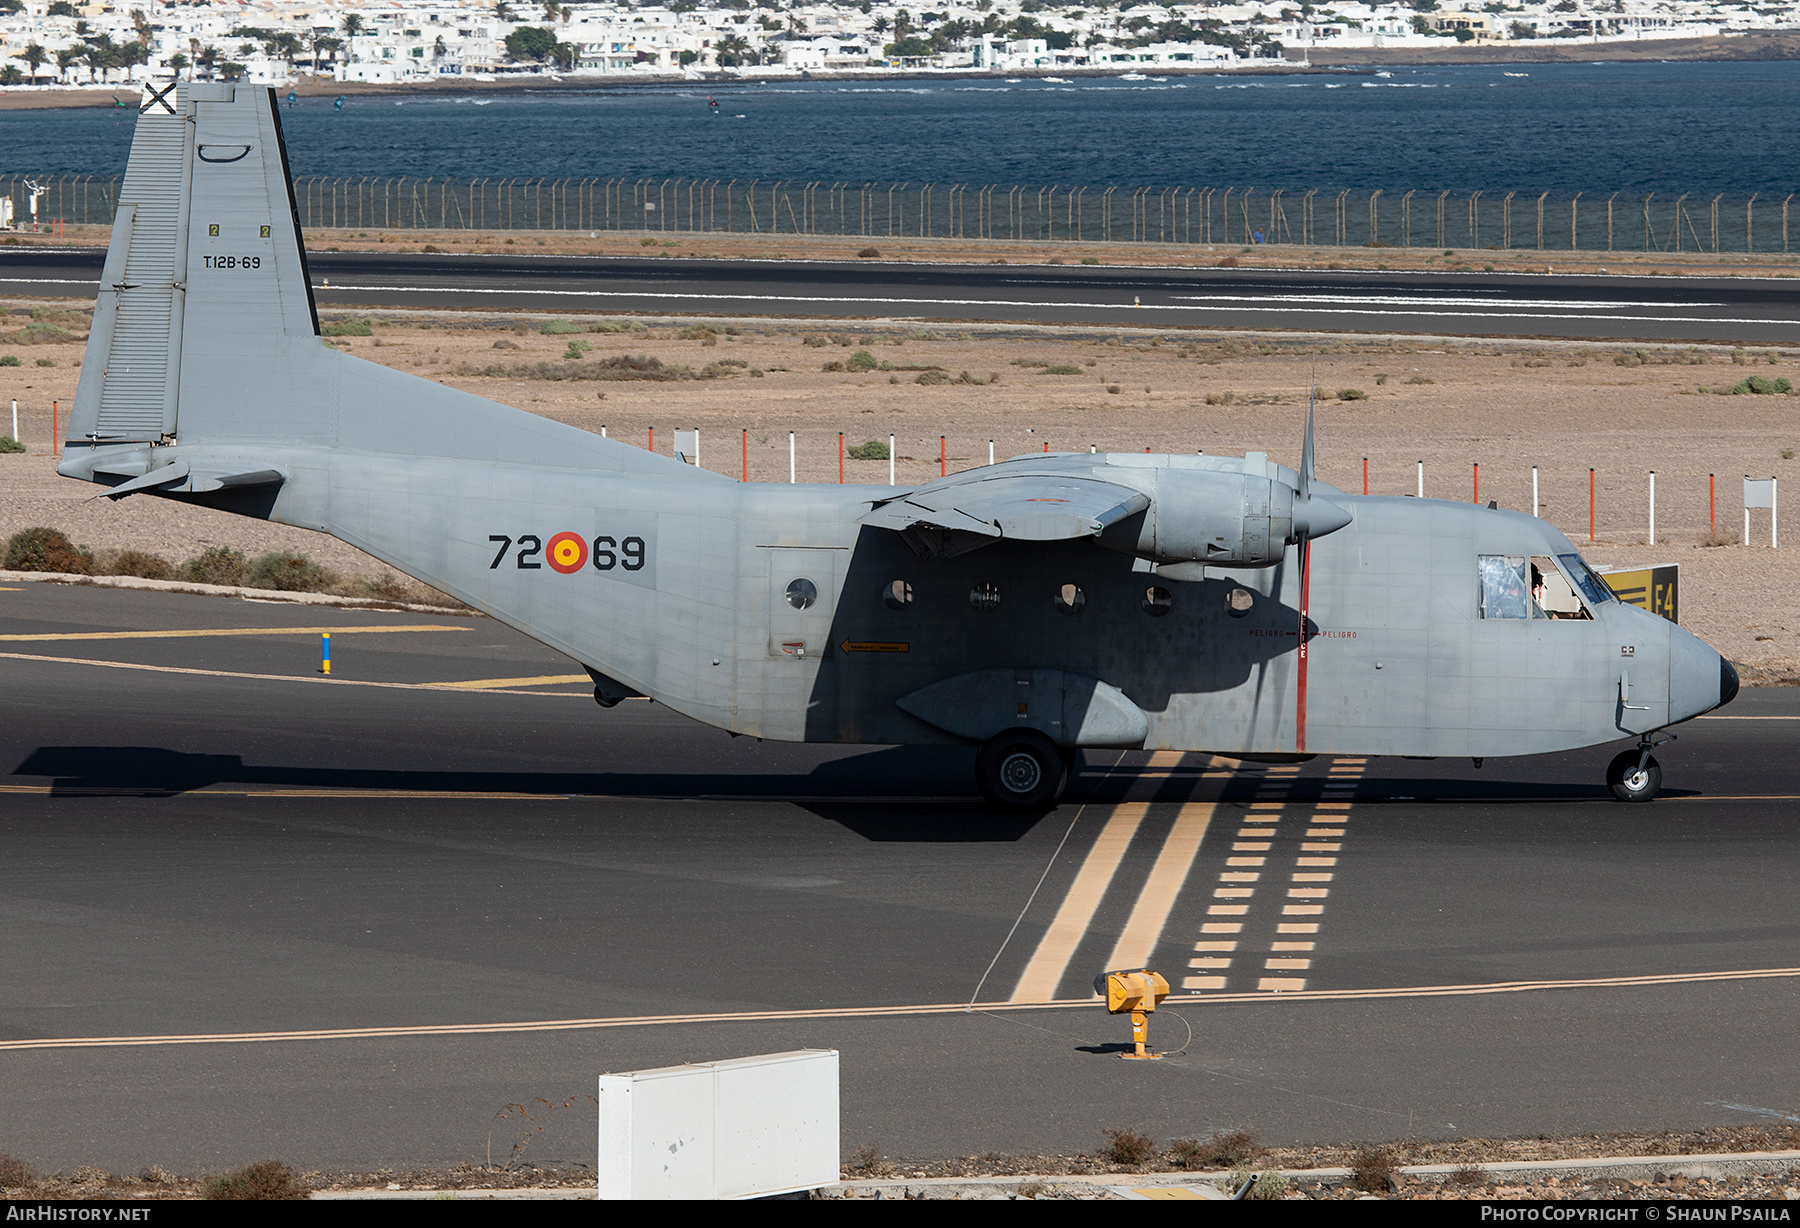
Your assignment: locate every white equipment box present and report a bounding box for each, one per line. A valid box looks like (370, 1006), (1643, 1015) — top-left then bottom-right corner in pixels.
(597, 1049), (839, 1200)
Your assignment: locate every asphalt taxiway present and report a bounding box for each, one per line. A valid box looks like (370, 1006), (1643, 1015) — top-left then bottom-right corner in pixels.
(1, 581), (1797, 1172)
(7, 247), (1800, 343)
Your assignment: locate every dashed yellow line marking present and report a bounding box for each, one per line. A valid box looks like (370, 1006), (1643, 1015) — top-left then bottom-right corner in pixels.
(0, 624), (465, 642)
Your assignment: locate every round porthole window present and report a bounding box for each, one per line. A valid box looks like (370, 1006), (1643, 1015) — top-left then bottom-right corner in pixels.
(882, 579), (914, 611)
(1225, 586), (1255, 618)
(1054, 583), (1085, 615)
(969, 582), (1001, 613)
(1141, 585), (1173, 617)
(785, 578), (817, 610)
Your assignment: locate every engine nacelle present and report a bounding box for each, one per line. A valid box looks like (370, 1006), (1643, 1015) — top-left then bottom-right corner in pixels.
(1099, 465), (1350, 567)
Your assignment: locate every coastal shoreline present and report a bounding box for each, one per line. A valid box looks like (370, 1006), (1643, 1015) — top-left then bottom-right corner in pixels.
(3, 30), (1797, 112)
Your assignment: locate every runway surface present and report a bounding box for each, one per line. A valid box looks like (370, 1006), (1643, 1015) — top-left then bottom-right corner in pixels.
(7, 247), (1800, 344)
(2, 581), (1797, 1172)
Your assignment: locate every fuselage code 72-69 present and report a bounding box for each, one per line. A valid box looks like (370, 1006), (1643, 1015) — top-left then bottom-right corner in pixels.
(488, 533), (646, 574)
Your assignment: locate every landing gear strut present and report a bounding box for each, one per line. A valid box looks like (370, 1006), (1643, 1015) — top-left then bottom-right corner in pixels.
(1607, 732), (1674, 803)
(976, 729), (1070, 811)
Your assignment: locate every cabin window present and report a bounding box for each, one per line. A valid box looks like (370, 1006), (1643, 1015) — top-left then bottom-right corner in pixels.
(969, 582), (1001, 613)
(1142, 585), (1173, 617)
(785, 578), (817, 610)
(882, 579), (914, 611)
(1054, 583), (1085, 615)
(1477, 555), (1545, 620)
(1224, 586), (1255, 618)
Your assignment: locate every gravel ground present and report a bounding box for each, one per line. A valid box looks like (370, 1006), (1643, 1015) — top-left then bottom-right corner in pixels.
(5, 303), (1798, 670)
(8, 1124), (1800, 1201)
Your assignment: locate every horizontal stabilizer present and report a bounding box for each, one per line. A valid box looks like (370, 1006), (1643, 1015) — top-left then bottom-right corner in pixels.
(101, 460), (286, 500)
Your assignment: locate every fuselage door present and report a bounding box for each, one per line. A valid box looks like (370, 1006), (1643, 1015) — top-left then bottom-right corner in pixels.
(767, 547), (843, 659)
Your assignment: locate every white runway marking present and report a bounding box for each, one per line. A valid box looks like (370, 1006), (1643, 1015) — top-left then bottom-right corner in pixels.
(1174, 293), (1724, 310)
(309, 281), (1796, 327)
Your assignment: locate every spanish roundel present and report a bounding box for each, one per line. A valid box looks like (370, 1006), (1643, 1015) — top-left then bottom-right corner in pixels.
(546, 531), (588, 574)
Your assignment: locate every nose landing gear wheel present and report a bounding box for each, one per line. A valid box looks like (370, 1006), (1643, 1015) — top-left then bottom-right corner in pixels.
(976, 729), (1069, 811)
(1606, 750), (1662, 803)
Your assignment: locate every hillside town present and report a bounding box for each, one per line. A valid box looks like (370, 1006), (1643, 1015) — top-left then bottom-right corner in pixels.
(0, 0), (1781, 86)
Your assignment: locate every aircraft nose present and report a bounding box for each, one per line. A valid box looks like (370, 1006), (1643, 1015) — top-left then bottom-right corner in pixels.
(1669, 624), (1735, 722)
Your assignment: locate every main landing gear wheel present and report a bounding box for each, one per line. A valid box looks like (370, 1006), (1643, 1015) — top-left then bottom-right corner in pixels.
(1607, 750), (1662, 803)
(976, 729), (1069, 811)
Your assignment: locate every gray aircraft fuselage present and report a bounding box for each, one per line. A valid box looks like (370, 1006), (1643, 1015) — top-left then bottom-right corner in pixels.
(55, 83), (1736, 803)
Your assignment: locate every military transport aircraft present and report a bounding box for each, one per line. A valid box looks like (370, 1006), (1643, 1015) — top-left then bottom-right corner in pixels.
(56, 83), (1738, 809)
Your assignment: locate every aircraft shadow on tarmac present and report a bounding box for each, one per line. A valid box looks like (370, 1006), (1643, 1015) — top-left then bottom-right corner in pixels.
(11, 745), (1060, 841)
(15, 745), (1678, 822)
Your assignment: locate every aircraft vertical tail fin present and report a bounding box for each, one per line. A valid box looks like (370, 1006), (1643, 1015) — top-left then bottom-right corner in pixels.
(68, 81), (318, 454)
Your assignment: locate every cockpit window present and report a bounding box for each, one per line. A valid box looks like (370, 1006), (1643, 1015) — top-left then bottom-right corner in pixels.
(1557, 553), (1615, 607)
(1532, 556), (1594, 620)
(1479, 555), (1540, 619)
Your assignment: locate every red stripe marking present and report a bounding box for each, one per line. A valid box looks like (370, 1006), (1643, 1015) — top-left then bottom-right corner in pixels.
(1297, 539), (1312, 753)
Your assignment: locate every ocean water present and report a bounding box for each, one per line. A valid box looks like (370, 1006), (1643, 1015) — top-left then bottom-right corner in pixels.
(3, 60), (1797, 193)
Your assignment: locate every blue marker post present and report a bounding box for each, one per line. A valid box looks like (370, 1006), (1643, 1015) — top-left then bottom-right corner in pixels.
(321, 632), (331, 676)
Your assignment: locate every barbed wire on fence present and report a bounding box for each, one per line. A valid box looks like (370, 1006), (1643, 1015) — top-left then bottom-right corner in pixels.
(5, 174), (1799, 254)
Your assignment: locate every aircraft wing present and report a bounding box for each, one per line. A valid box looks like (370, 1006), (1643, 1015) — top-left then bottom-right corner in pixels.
(862, 474), (1150, 542)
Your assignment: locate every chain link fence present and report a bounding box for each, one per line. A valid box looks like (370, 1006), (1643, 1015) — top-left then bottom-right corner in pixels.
(7, 173), (1800, 254)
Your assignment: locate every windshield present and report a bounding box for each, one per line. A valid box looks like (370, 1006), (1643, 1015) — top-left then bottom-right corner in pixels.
(1557, 553), (1615, 607)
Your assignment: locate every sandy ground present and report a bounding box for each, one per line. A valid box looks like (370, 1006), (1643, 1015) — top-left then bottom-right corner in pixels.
(4, 302), (1798, 673)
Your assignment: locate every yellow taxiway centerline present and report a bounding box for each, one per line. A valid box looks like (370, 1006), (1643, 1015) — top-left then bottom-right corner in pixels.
(1008, 802), (1149, 1002)
(0, 651), (588, 696)
(0, 625), (467, 642)
(7, 965), (1800, 1053)
(435, 674), (590, 690)
(1103, 797), (1216, 974)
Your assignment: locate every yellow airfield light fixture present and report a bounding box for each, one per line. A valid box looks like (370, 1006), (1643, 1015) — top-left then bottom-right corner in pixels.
(1095, 968), (1170, 1061)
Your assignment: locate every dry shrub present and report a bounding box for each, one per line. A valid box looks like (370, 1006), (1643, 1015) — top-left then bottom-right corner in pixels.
(179, 546), (247, 587)
(1169, 1127), (1264, 1169)
(857, 246), (881, 258)
(1350, 1146), (1398, 1193)
(801, 333), (829, 347)
(455, 354), (695, 382)
(1450, 1162), (1487, 1186)
(247, 552), (333, 593)
(0, 1152), (36, 1190)
(106, 550), (173, 581)
(70, 1166), (107, 1185)
(845, 1144), (886, 1177)
(1701, 523), (1740, 547)
(4, 527), (92, 574)
(1216, 256), (1240, 268)
(1100, 1127), (1157, 1167)
(916, 370), (949, 385)
(1234, 1165), (1289, 1199)
(202, 1160), (307, 1200)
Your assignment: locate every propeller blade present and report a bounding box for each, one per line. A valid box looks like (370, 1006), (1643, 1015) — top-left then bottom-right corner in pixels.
(1299, 387), (1316, 504)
